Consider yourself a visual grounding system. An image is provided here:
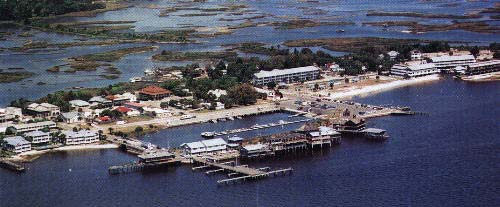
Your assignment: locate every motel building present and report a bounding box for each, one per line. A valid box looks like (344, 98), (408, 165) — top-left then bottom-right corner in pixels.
(61, 130), (99, 145)
(23, 131), (51, 145)
(390, 62), (439, 78)
(10, 121), (57, 134)
(180, 138), (227, 156)
(2, 136), (31, 154)
(430, 54), (476, 70)
(464, 60), (500, 76)
(252, 66), (321, 86)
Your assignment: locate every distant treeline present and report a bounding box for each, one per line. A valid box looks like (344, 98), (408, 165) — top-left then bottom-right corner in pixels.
(0, 0), (104, 22)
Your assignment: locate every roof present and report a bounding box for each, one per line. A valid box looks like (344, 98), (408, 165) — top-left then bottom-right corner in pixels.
(89, 96), (111, 103)
(201, 138), (227, 147)
(254, 66), (319, 79)
(228, 136), (244, 142)
(27, 103), (58, 112)
(61, 112), (80, 120)
(407, 63), (436, 71)
(138, 150), (173, 160)
(387, 51), (399, 57)
(181, 141), (205, 149)
(3, 136), (30, 146)
(140, 86), (172, 95)
(362, 128), (386, 134)
(468, 60), (500, 68)
(242, 143), (266, 151)
(62, 130), (98, 138)
(114, 106), (131, 113)
(69, 100), (90, 107)
(23, 130), (49, 137)
(13, 121), (56, 129)
(431, 55), (475, 62)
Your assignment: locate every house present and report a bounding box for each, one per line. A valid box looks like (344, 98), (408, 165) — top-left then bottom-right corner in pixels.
(252, 66), (320, 86)
(3, 136), (31, 153)
(410, 50), (422, 60)
(306, 126), (341, 148)
(240, 143), (271, 158)
(138, 86), (172, 101)
(208, 89), (227, 99)
(69, 100), (90, 108)
(327, 63), (344, 72)
(10, 121), (57, 133)
(387, 51), (399, 60)
(89, 96), (113, 108)
(61, 130), (99, 145)
(142, 107), (170, 118)
(390, 62), (439, 78)
(60, 112), (84, 124)
(124, 102), (144, 111)
(331, 118), (366, 132)
(0, 107), (22, 123)
(114, 106), (131, 114)
(126, 110), (141, 117)
(23, 131), (51, 144)
(120, 92), (137, 102)
(106, 94), (131, 106)
(180, 138), (227, 156)
(26, 103), (60, 119)
(255, 88), (276, 98)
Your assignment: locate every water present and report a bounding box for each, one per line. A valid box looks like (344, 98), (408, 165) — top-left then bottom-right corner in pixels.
(1, 78), (498, 206)
(0, 0), (498, 105)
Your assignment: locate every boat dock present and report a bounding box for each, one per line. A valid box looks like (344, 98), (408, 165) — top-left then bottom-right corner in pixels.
(0, 159), (25, 172)
(192, 157), (293, 185)
(208, 119), (312, 137)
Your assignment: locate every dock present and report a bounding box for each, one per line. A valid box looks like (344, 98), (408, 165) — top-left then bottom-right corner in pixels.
(208, 119), (311, 137)
(0, 159), (25, 172)
(192, 157), (293, 185)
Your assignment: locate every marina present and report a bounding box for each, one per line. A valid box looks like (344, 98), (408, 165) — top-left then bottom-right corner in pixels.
(202, 119), (312, 138)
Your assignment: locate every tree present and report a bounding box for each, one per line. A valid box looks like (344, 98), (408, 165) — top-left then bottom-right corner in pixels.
(266, 81), (277, 89)
(227, 83), (258, 105)
(134, 127), (144, 135)
(470, 46), (480, 58)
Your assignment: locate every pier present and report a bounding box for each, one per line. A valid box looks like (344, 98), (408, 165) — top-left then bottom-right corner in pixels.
(207, 119), (312, 137)
(192, 157), (293, 185)
(0, 159), (25, 172)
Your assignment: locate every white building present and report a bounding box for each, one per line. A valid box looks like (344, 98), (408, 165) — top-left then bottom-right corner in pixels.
(465, 60), (500, 75)
(23, 131), (51, 144)
(180, 138), (227, 155)
(69, 100), (90, 108)
(26, 103), (60, 118)
(11, 121), (57, 133)
(3, 136), (31, 153)
(120, 92), (137, 102)
(207, 89), (227, 99)
(252, 66), (320, 86)
(431, 54), (476, 69)
(62, 130), (99, 145)
(391, 63), (439, 78)
(410, 50), (422, 60)
(60, 112), (84, 124)
(0, 107), (22, 123)
(387, 51), (400, 60)
(328, 63), (344, 72)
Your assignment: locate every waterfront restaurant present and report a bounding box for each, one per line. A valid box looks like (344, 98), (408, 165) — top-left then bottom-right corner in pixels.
(61, 130), (99, 145)
(464, 60), (500, 75)
(252, 66), (320, 86)
(306, 126), (341, 148)
(138, 86), (172, 101)
(2, 136), (31, 153)
(430, 54), (476, 70)
(26, 103), (61, 119)
(11, 121), (57, 133)
(23, 131), (51, 145)
(240, 143), (272, 158)
(180, 138), (227, 156)
(390, 63), (439, 78)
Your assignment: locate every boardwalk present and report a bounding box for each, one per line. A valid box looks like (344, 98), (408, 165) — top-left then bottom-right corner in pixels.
(192, 157), (263, 176)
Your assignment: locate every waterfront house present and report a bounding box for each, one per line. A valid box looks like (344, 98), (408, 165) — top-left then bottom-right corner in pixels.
(11, 121), (57, 133)
(60, 112), (84, 124)
(89, 96), (113, 108)
(252, 66), (320, 86)
(331, 118), (366, 132)
(69, 100), (90, 109)
(390, 62), (439, 78)
(306, 126), (341, 148)
(180, 138), (227, 156)
(430, 54), (476, 70)
(260, 132), (308, 152)
(61, 130), (99, 145)
(2, 136), (31, 153)
(0, 107), (22, 123)
(138, 86), (172, 101)
(26, 103), (60, 119)
(23, 131), (51, 145)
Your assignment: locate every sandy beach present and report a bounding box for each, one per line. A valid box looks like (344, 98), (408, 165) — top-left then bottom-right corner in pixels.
(328, 75), (441, 99)
(9, 143), (118, 161)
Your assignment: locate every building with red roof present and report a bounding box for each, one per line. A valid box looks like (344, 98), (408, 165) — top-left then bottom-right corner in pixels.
(114, 106), (132, 114)
(138, 86), (172, 101)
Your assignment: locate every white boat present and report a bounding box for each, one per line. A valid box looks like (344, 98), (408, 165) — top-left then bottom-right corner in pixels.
(201, 132), (215, 138)
(129, 77), (142, 83)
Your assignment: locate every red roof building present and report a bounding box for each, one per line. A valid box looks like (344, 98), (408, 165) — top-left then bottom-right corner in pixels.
(114, 106), (131, 113)
(138, 86), (172, 101)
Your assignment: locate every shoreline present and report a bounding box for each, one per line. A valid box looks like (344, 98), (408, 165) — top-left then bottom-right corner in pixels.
(461, 72), (500, 82)
(8, 143), (118, 162)
(327, 75), (441, 100)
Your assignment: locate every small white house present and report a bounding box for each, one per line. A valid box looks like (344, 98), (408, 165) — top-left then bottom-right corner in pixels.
(387, 51), (400, 60)
(3, 136), (31, 153)
(60, 112), (84, 124)
(69, 100), (90, 108)
(208, 89), (227, 99)
(180, 138), (227, 156)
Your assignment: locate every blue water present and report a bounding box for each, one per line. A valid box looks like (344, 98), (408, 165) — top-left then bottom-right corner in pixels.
(1, 78), (498, 206)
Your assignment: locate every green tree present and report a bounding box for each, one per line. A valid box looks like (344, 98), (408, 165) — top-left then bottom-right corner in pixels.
(227, 83), (258, 105)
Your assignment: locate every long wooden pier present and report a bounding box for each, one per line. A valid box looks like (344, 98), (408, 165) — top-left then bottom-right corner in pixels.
(192, 157), (293, 185)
